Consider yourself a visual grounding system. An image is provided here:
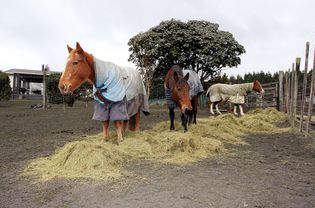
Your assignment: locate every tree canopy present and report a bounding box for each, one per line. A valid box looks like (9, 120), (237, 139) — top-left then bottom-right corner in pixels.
(128, 19), (245, 85)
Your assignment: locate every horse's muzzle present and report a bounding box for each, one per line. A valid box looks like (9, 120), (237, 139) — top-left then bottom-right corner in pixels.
(260, 89), (265, 94)
(58, 83), (72, 94)
(181, 105), (192, 114)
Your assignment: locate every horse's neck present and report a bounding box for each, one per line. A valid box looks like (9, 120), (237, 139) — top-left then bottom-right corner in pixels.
(239, 82), (254, 91)
(84, 52), (96, 85)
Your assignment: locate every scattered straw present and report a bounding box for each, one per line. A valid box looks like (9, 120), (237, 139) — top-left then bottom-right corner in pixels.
(22, 107), (289, 182)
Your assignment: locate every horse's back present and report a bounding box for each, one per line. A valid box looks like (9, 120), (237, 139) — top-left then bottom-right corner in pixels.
(120, 67), (150, 116)
(183, 70), (204, 98)
(120, 67), (146, 100)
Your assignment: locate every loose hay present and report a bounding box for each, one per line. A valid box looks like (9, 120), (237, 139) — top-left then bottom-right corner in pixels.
(22, 107), (289, 182)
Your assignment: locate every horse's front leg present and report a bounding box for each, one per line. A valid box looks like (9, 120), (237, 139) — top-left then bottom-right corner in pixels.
(188, 110), (193, 125)
(102, 121), (110, 142)
(239, 104), (245, 116)
(169, 108), (175, 130)
(114, 120), (124, 145)
(181, 113), (188, 132)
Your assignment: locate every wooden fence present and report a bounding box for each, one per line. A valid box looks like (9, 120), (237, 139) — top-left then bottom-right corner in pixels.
(241, 42), (315, 137)
(276, 42), (315, 137)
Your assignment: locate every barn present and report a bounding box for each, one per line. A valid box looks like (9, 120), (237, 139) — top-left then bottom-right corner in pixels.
(5, 68), (59, 99)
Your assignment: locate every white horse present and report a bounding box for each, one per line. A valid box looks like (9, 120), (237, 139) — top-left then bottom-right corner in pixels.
(206, 81), (264, 116)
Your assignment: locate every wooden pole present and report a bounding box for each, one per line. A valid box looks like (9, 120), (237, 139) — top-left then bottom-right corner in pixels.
(306, 49), (315, 134)
(287, 68), (292, 117)
(293, 58), (300, 127)
(42, 64), (47, 109)
(284, 72), (289, 112)
(290, 63), (295, 123)
(299, 42), (310, 132)
(279, 71), (284, 111)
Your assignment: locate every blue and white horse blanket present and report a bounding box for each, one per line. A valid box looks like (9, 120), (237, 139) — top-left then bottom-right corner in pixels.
(93, 57), (150, 117)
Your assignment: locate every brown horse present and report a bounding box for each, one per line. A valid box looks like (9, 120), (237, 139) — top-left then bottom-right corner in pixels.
(206, 80), (264, 116)
(164, 65), (193, 132)
(59, 42), (149, 144)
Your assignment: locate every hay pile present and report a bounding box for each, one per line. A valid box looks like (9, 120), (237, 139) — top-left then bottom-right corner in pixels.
(23, 107), (289, 182)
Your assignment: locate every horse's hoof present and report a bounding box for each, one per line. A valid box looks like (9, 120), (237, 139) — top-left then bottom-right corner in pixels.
(117, 139), (123, 145)
(143, 111), (150, 116)
(102, 137), (110, 142)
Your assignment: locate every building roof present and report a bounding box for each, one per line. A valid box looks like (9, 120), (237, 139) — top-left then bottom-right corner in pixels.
(5, 69), (60, 75)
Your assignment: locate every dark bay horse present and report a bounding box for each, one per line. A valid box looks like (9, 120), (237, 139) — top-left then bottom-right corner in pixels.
(165, 65), (204, 132)
(206, 81), (264, 116)
(59, 42), (149, 144)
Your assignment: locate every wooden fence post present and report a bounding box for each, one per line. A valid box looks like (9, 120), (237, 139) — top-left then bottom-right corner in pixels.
(299, 42), (310, 132)
(279, 71), (284, 111)
(42, 64), (47, 109)
(292, 58), (300, 127)
(284, 72), (289, 112)
(287, 68), (291, 115)
(306, 49), (315, 134)
(290, 63), (295, 123)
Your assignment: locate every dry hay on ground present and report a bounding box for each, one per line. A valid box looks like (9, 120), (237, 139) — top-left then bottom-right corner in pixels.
(22, 107), (289, 182)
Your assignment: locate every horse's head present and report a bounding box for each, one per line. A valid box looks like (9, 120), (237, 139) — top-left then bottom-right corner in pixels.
(172, 71), (192, 114)
(59, 42), (94, 94)
(253, 80), (264, 94)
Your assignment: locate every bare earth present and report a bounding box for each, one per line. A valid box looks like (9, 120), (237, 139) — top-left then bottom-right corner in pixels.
(0, 100), (314, 208)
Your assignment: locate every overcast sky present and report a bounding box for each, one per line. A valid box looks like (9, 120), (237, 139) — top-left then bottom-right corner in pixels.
(1, 0), (315, 76)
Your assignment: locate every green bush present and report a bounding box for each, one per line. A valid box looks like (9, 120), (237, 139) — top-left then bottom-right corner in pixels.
(0, 71), (12, 101)
(46, 73), (92, 106)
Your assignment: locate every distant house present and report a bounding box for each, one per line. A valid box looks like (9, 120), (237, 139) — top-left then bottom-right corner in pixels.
(5, 69), (60, 99)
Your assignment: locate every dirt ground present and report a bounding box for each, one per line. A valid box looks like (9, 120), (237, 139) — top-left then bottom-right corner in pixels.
(0, 100), (314, 208)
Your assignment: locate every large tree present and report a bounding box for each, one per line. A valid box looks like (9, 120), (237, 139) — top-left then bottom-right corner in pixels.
(128, 19), (245, 92)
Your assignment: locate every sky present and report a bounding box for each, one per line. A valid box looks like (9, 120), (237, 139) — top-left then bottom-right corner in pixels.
(1, 0), (315, 77)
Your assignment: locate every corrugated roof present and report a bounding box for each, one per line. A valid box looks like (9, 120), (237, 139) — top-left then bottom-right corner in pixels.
(4, 69), (60, 75)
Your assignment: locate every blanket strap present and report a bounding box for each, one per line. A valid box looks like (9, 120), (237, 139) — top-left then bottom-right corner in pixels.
(94, 83), (111, 106)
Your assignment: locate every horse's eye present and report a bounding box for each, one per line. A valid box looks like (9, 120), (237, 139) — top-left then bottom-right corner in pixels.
(177, 88), (181, 91)
(73, 61), (78, 65)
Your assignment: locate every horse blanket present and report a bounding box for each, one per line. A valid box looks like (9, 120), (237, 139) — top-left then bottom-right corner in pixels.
(165, 69), (204, 108)
(206, 83), (253, 104)
(183, 70), (204, 99)
(93, 57), (150, 119)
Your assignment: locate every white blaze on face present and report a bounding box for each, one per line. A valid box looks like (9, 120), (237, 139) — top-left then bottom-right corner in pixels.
(261, 86), (265, 94)
(61, 55), (74, 81)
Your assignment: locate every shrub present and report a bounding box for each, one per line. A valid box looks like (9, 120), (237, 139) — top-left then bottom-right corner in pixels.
(46, 73), (92, 106)
(0, 71), (12, 101)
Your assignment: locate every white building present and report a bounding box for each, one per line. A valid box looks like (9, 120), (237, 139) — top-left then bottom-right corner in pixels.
(5, 69), (59, 99)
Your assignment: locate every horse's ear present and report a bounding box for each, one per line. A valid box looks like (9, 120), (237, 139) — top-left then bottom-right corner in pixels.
(76, 42), (84, 54)
(174, 71), (179, 82)
(184, 72), (189, 81)
(67, 45), (73, 53)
